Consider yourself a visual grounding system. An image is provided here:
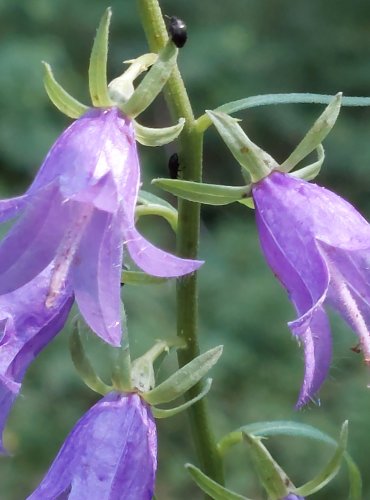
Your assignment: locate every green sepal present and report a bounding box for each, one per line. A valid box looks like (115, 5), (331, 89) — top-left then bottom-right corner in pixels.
(289, 144), (325, 181)
(135, 203), (177, 232)
(153, 178), (250, 205)
(108, 53), (157, 105)
(152, 378), (213, 419)
(131, 340), (174, 393)
(280, 93), (341, 173)
(69, 320), (112, 395)
(134, 118), (185, 146)
(88, 7), (112, 107)
(186, 464), (253, 500)
(121, 270), (168, 286)
(243, 432), (292, 499)
(238, 197), (254, 209)
(144, 345), (223, 405)
(42, 62), (89, 119)
(295, 421), (348, 496)
(138, 189), (175, 210)
(220, 420), (361, 500)
(206, 110), (276, 182)
(121, 42), (178, 118)
(136, 189), (178, 232)
(110, 304), (132, 392)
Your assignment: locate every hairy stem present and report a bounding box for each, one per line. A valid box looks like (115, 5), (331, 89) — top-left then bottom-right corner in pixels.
(136, 0), (224, 487)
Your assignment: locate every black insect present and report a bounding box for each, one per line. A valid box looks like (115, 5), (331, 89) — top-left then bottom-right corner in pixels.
(167, 16), (187, 48)
(168, 152), (180, 179)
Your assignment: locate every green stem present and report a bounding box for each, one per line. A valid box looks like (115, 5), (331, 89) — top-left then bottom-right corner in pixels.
(136, 0), (224, 488)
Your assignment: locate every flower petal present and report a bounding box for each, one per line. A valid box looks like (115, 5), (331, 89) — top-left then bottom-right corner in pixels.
(0, 194), (29, 223)
(124, 223), (203, 277)
(0, 266), (73, 452)
(27, 393), (157, 500)
(72, 209), (123, 346)
(255, 208), (332, 404)
(0, 184), (74, 294)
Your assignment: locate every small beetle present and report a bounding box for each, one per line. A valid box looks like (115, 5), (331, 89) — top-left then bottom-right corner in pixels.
(167, 16), (187, 48)
(168, 153), (180, 179)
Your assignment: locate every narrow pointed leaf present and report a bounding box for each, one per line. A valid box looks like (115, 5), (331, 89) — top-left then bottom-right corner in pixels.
(186, 464), (252, 500)
(69, 322), (112, 395)
(153, 178), (250, 205)
(122, 42), (178, 118)
(233, 421), (361, 500)
(289, 145), (325, 181)
(152, 378), (213, 419)
(144, 345), (223, 405)
(43, 62), (88, 118)
(121, 270), (168, 285)
(135, 203), (177, 232)
(206, 111), (276, 182)
(280, 93), (341, 172)
(134, 118), (185, 146)
(296, 421), (348, 496)
(88, 7), (112, 107)
(243, 432), (292, 499)
(138, 189), (176, 211)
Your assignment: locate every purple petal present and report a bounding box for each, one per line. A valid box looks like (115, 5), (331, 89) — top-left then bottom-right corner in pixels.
(27, 393), (157, 500)
(0, 193), (29, 223)
(255, 202), (332, 404)
(72, 209), (123, 346)
(29, 108), (136, 213)
(124, 222), (203, 277)
(0, 266), (73, 452)
(0, 184), (75, 294)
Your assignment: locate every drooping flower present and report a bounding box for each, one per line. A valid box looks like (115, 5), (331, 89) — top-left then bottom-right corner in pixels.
(27, 392), (156, 500)
(283, 495), (305, 500)
(0, 265), (73, 452)
(252, 170), (370, 407)
(0, 107), (202, 348)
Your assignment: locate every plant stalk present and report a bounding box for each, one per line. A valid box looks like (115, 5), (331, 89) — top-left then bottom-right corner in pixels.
(136, 0), (224, 487)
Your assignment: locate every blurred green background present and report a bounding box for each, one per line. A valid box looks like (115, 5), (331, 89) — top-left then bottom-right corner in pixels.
(1, 0), (370, 498)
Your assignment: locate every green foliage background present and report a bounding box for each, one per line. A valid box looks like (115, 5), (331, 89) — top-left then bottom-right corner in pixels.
(1, 0), (370, 498)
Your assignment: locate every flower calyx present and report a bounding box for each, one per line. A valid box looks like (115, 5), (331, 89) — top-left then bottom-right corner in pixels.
(43, 8), (185, 146)
(70, 319), (222, 420)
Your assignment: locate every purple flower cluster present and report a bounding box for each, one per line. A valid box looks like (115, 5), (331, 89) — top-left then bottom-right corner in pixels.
(0, 107), (202, 490)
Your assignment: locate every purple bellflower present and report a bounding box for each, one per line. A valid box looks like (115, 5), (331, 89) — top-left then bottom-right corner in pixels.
(0, 266), (73, 452)
(0, 107), (202, 348)
(283, 495), (305, 500)
(253, 170), (370, 407)
(27, 392), (156, 500)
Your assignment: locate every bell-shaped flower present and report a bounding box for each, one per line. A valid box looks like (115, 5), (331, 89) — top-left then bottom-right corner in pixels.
(0, 265), (73, 452)
(253, 170), (370, 407)
(0, 107), (202, 348)
(27, 392), (156, 500)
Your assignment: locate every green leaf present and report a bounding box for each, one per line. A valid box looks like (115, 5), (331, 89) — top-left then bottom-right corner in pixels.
(88, 7), (112, 107)
(42, 62), (88, 119)
(280, 93), (341, 173)
(135, 203), (177, 232)
(152, 378), (213, 419)
(296, 421), (348, 496)
(186, 464), (252, 500)
(69, 320), (112, 395)
(138, 189), (175, 210)
(144, 345), (223, 405)
(153, 178), (250, 205)
(121, 42), (178, 118)
(206, 110), (276, 182)
(134, 118), (185, 146)
(121, 270), (168, 286)
(243, 432), (292, 499)
(236, 421), (361, 500)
